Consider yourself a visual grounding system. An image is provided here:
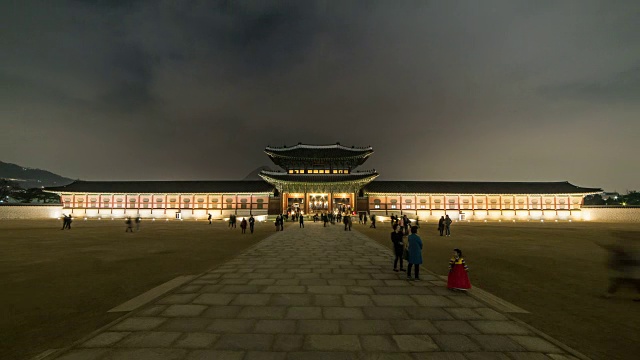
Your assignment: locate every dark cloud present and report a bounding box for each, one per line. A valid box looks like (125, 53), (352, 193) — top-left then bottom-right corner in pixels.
(1, 0), (639, 191)
(539, 65), (640, 102)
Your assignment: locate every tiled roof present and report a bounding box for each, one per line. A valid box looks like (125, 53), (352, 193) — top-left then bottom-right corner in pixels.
(44, 181), (274, 193)
(259, 171), (379, 183)
(364, 181), (601, 194)
(265, 144), (373, 159)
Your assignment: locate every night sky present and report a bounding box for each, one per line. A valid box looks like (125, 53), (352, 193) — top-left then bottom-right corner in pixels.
(2, 1), (638, 191)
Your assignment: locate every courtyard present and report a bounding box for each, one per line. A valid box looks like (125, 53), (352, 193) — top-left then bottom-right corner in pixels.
(0, 219), (638, 359)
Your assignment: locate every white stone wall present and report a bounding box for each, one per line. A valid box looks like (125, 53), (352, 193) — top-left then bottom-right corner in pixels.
(0, 205), (63, 219)
(0, 205), (268, 220)
(582, 207), (640, 222)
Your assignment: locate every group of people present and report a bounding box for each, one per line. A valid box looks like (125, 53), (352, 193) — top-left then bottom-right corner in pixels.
(125, 216), (141, 232)
(226, 214), (255, 234)
(274, 214), (285, 231)
(438, 215), (453, 236)
(390, 223), (471, 290)
(388, 213), (413, 235)
(60, 214), (73, 230)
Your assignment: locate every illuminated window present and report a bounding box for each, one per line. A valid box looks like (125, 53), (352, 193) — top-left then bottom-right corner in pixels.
(375, 205), (380, 209)
(391, 205), (397, 209)
(420, 205), (426, 209)
(257, 199), (264, 209)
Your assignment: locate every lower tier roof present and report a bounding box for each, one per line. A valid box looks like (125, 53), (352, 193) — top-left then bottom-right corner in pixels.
(363, 181), (601, 195)
(45, 180), (601, 195)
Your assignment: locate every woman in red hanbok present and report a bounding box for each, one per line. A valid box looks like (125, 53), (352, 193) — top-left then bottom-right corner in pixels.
(448, 248), (471, 290)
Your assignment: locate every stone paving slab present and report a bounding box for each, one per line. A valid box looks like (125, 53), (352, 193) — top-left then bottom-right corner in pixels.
(47, 223), (587, 360)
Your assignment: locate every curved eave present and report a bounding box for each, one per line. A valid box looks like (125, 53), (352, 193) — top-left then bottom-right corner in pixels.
(259, 173), (379, 186)
(264, 150), (373, 161)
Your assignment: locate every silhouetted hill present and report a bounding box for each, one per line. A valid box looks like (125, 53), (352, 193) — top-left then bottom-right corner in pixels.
(243, 166), (274, 180)
(0, 161), (73, 189)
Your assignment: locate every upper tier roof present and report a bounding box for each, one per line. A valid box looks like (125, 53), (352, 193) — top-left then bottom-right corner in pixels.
(265, 144), (373, 159)
(45, 181), (274, 194)
(363, 181), (601, 195)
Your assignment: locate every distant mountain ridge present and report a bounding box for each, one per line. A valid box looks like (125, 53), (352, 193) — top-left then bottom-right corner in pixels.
(0, 161), (74, 189)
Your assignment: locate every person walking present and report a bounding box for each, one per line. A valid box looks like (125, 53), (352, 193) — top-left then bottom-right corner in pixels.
(299, 214), (304, 228)
(66, 215), (73, 229)
(240, 217), (247, 234)
(391, 224), (405, 272)
(275, 215), (281, 231)
(61, 214), (69, 230)
(208, 213), (212, 225)
(370, 214), (376, 228)
(249, 215), (255, 234)
(343, 214), (349, 231)
(447, 248), (471, 290)
(347, 214), (353, 231)
(403, 215), (410, 235)
(438, 216), (445, 236)
(135, 216), (141, 231)
(125, 217), (134, 232)
(322, 213), (328, 227)
(600, 241), (640, 301)
(406, 226), (423, 281)
(444, 215), (452, 236)
(363, 213), (368, 226)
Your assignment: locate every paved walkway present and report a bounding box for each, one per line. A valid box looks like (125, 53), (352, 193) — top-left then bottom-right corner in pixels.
(51, 223), (582, 360)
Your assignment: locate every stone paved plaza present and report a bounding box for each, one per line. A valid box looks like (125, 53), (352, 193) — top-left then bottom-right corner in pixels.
(49, 223), (583, 360)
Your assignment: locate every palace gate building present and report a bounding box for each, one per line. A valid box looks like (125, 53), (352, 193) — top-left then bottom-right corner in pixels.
(45, 144), (601, 221)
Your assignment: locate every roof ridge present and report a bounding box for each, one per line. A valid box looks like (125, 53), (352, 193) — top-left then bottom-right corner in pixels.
(265, 143), (372, 151)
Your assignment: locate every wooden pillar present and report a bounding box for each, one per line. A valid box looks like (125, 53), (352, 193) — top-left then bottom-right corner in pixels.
(235, 194), (238, 215)
(429, 194), (432, 216)
(554, 195), (557, 215)
(282, 192), (287, 215)
(164, 194), (168, 215)
(527, 195), (530, 216)
(471, 195), (475, 215)
(111, 194), (114, 214)
(385, 195), (388, 215)
(499, 195), (503, 215)
(486, 195), (489, 215)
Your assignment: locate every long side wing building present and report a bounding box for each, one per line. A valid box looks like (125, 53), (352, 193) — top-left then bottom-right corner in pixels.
(45, 143), (601, 221)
